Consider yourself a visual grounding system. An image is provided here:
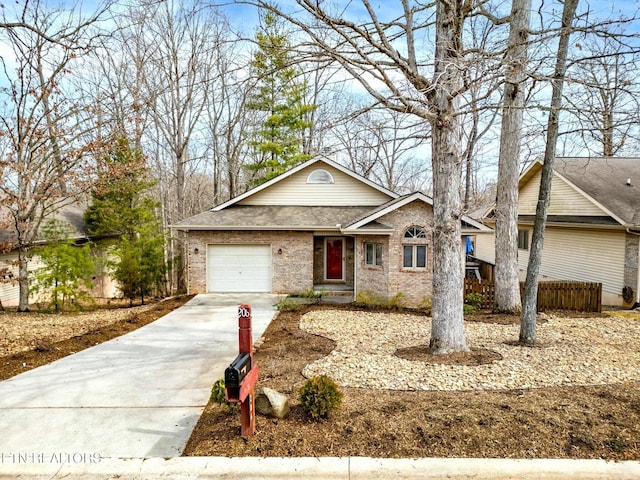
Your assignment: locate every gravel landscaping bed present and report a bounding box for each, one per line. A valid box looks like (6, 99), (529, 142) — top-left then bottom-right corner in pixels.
(300, 310), (640, 391)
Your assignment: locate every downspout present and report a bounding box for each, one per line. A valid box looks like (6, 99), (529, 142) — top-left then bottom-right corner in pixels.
(626, 227), (640, 305)
(352, 236), (357, 303)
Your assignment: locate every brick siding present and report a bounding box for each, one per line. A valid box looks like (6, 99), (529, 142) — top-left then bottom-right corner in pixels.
(186, 201), (438, 306)
(356, 201), (434, 307)
(186, 231), (314, 294)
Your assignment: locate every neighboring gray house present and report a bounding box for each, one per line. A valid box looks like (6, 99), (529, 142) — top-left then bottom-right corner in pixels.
(173, 157), (490, 306)
(0, 202), (117, 307)
(476, 157), (640, 307)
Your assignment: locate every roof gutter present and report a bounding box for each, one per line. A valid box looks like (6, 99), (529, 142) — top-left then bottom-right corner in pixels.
(171, 225), (342, 232)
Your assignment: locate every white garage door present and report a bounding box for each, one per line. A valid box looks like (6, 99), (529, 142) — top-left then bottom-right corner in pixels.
(207, 245), (272, 293)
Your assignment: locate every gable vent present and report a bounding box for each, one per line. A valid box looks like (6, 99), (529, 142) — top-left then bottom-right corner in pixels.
(307, 169), (334, 184)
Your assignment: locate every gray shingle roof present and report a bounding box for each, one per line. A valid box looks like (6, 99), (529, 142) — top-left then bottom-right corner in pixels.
(173, 205), (375, 230)
(554, 157), (640, 226)
(0, 201), (88, 248)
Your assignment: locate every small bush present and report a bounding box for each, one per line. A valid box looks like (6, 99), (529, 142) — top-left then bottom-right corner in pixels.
(463, 303), (476, 315)
(298, 375), (343, 419)
(276, 296), (302, 312)
(463, 292), (485, 315)
(385, 292), (405, 310)
(303, 288), (325, 304)
(354, 290), (384, 307)
(355, 290), (405, 310)
(604, 435), (628, 453)
(210, 378), (238, 410)
(465, 293), (485, 309)
(289, 289), (325, 305)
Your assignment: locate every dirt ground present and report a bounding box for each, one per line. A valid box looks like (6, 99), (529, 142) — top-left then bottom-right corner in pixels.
(0, 296), (193, 381)
(183, 305), (640, 460)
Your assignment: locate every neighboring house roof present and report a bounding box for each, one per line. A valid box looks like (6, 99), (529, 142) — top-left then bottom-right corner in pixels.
(174, 158), (491, 235)
(519, 157), (640, 228)
(0, 200), (89, 249)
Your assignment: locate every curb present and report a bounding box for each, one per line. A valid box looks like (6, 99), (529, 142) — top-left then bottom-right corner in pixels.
(1, 456), (640, 479)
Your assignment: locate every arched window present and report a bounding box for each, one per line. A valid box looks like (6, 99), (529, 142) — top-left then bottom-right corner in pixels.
(403, 226), (427, 269)
(404, 226), (426, 239)
(306, 169), (334, 184)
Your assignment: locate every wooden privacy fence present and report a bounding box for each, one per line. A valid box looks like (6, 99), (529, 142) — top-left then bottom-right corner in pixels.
(463, 279), (602, 313)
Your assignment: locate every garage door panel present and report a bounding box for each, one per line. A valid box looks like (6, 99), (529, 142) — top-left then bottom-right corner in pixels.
(207, 245), (271, 293)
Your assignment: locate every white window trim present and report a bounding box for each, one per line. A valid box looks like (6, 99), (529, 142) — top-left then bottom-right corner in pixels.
(307, 169), (335, 184)
(402, 244), (428, 269)
(364, 242), (383, 267)
(518, 229), (530, 250)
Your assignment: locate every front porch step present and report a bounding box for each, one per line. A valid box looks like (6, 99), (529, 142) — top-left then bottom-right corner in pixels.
(316, 290), (354, 297)
(320, 293), (354, 304)
(314, 287), (354, 304)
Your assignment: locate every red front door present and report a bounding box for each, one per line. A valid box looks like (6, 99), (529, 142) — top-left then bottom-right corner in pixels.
(326, 238), (344, 280)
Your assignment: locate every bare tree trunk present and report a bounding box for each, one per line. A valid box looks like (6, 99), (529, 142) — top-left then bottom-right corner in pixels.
(463, 111), (478, 211)
(428, 0), (468, 354)
(17, 245), (30, 312)
(38, 64), (67, 196)
(430, 125), (467, 353)
(493, 0), (531, 314)
(520, 0), (580, 344)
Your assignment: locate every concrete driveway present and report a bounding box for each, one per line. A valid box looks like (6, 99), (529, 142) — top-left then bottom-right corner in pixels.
(0, 294), (279, 460)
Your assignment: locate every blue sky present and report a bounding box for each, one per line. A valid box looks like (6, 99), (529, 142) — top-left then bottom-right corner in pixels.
(32, 0), (640, 35)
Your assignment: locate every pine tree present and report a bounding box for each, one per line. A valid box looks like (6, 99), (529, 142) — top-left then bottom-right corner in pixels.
(85, 138), (157, 242)
(32, 220), (96, 312)
(85, 138), (166, 305)
(245, 11), (316, 184)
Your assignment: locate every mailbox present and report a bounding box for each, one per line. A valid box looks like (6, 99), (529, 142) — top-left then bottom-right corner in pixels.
(225, 353), (252, 388)
(225, 303), (259, 437)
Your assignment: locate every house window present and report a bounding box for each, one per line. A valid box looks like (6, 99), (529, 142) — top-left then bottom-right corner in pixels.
(404, 226), (427, 239)
(403, 226), (428, 269)
(518, 229), (530, 250)
(307, 169), (334, 184)
(365, 242), (383, 267)
(403, 245), (427, 268)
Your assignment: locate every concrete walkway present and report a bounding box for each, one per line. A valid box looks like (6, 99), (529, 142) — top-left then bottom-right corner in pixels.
(0, 294), (279, 460)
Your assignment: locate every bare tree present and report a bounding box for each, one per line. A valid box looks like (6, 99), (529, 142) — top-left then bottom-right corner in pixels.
(493, 0), (532, 314)
(0, 1), (107, 311)
(520, 0), (580, 344)
(203, 51), (252, 203)
(459, 12), (503, 212)
(563, 36), (640, 156)
(123, 0), (223, 292)
(333, 108), (431, 193)
(0, 0), (110, 45)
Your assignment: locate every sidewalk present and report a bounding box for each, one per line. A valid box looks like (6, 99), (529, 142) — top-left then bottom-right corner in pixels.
(1, 456), (639, 479)
(0, 294), (279, 460)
